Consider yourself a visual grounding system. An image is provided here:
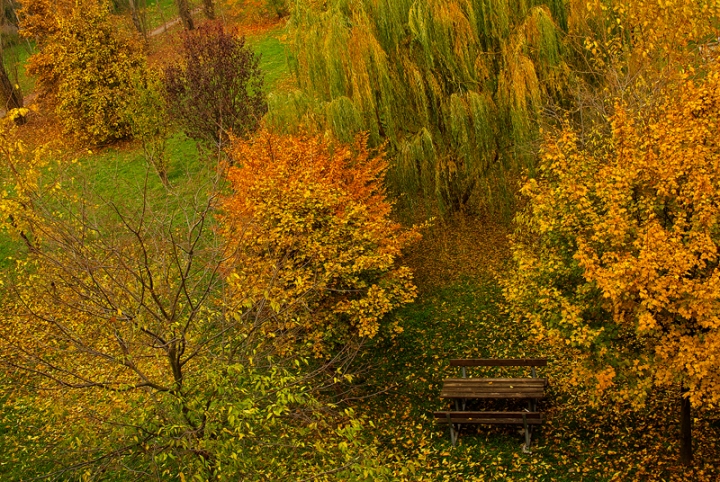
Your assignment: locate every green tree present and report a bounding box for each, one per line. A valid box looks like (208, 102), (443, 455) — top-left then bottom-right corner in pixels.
(281, 0), (568, 215)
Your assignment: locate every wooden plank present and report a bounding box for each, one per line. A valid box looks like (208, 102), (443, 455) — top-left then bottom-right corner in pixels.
(442, 386), (545, 393)
(442, 387), (546, 394)
(437, 417), (543, 424)
(450, 358), (548, 367)
(442, 385), (545, 391)
(442, 378), (547, 386)
(441, 391), (546, 399)
(434, 411), (544, 425)
(441, 386), (545, 393)
(434, 411), (543, 419)
(440, 377), (547, 399)
(442, 384), (546, 391)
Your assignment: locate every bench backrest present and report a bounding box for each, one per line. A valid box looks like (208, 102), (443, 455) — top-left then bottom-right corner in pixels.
(449, 358), (548, 367)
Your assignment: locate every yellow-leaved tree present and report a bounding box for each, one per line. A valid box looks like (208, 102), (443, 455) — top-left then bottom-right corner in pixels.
(220, 131), (422, 356)
(21, 0), (145, 144)
(504, 61), (720, 465)
(0, 132), (398, 480)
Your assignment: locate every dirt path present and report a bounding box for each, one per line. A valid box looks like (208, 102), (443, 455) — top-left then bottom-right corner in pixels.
(147, 8), (202, 37)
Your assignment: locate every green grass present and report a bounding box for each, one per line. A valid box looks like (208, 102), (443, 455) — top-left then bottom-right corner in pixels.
(145, 0), (176, 26)
(0, 234), (21, 270)
(74, 131), (200, 199)
(2, 39), (36, 95)
(142, 0), (185, 32)
(247, 27), (290, 92)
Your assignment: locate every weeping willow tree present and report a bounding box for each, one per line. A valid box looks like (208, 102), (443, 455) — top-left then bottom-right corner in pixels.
(277, 0), (568, 214)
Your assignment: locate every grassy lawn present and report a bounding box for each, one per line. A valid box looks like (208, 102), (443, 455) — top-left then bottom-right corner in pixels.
(247, 27), (290, 92)
(2, 39), (36, 95)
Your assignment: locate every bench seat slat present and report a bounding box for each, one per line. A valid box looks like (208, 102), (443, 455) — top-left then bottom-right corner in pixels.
(442, 386), (545, 392)
(443, 377), (547, 382)
(442, 386), (546, 392)
(434, 411), (543, 425)
(440, 377), (548, 399)
(441, 388), (546, 394)
(443, 378), (547, 388)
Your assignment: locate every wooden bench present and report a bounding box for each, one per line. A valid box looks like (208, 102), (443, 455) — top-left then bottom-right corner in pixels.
(434, 358), (548, 452)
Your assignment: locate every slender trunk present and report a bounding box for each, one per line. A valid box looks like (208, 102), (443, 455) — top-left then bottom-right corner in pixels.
(127, 0), (146, 39)
(0, 59), (24, 124)
(202, 0), (215, 20)
(680, 383), (693, 465)
(176, 0), (194, 30)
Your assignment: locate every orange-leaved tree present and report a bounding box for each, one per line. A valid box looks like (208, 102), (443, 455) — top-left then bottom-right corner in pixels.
(220, 131), (421, 356)
(504, 62), (720, 464)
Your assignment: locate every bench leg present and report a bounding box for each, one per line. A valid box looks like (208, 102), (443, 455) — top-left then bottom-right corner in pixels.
(522, 413), (532, 454)
(445, 413), (458, 447)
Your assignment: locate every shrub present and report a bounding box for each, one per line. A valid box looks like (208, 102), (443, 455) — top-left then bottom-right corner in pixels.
(220, 131), (421, 355)
(164, 21), (267, 151)
(25, 0), (145, 144)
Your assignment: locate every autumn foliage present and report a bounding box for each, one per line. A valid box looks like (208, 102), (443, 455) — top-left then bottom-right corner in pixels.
(505, 61), (720, 409)
(22, 0), (145, 144)
(220, 131), (421, 355)
(285, 0), (568, 215)
(164, 22), (267, 150)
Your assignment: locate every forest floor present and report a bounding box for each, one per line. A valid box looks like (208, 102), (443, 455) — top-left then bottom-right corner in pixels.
(350, 216), (720, 481)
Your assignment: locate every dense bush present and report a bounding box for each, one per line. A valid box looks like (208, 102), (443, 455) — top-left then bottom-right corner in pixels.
(164, 21), (267, 151)
(24, 0), (145, 144)
(221, 131), (421, 356)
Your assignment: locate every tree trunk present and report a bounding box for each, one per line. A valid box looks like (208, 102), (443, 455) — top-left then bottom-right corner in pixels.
(0, 58), (25, 125)
(176, 0), (194, 30)
(680, 384), (693, 465)
(128, 0), (146, 39)
(202, 0), (215, 20)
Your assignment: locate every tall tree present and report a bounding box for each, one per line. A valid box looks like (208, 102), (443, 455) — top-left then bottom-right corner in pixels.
(283, 0), (568, 215)
(0, 57), (23, 121)
(175, 0), (194, 30)
(126, 0), (147, 38)
(505, 61), (720, 467)
(505, 0), (720, 466)
(202, 0), (215, 20)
